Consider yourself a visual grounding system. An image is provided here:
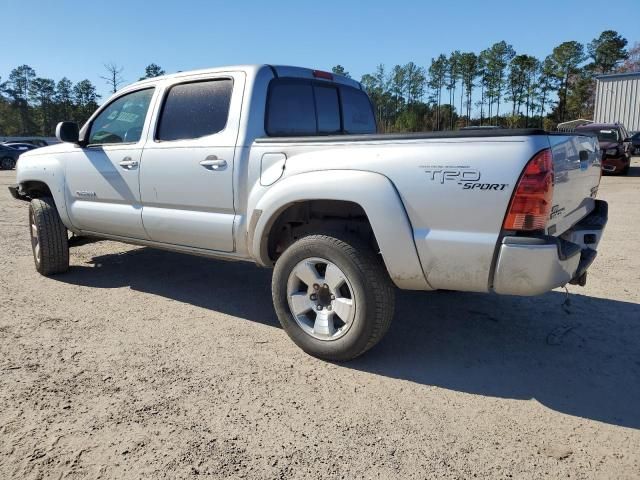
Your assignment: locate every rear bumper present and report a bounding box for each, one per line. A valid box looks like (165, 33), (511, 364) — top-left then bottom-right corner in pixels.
(492, 200), (607, 296)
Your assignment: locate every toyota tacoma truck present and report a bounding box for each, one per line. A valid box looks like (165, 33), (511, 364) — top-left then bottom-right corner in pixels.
(9, 65), (608, 361)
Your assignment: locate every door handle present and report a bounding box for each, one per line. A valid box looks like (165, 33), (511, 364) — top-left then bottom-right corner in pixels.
(200, 156), (227, 170)
(119, 157), (139, 169)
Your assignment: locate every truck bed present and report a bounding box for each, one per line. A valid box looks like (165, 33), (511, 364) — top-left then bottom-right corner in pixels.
(253, 129), (601, 292)
(254, 128), (550, 143)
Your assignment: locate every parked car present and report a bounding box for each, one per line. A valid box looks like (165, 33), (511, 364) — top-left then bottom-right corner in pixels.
(630, 131), (640, 155)
(574, 123), (632, 174)
(0, 144), (20, 170)
(9, 65), (608, 361)
(2, 142), (40, 152)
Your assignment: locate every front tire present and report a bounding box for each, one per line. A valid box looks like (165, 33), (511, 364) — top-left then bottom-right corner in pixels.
(1, 157), (15, 170)
(272, 233), (395, 361)
(29, 197), (69, 275)
(621, 163), (630, 175)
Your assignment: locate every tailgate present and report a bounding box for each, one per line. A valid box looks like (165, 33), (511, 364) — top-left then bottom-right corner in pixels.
(547, 134), (601, 236)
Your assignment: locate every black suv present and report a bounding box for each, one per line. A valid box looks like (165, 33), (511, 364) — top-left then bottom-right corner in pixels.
(630, 131), (640, 155)
(0, 144), (20, 170)
(575, 123), (632, 175)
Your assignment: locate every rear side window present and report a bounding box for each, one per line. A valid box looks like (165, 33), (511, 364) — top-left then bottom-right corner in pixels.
(266, 78), (375, 136)
(157, 79), (233, 141)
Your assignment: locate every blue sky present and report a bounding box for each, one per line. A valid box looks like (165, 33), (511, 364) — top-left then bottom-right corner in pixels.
(3, 0), (638, 101)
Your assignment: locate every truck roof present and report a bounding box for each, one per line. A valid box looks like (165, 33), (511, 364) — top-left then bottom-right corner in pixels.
(128, 64), (361, 90)
(575, 123), (625, 130)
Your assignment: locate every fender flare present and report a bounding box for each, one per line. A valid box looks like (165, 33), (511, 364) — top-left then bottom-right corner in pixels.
(16, 156), (74, 231)
(249, 170), (431, 290)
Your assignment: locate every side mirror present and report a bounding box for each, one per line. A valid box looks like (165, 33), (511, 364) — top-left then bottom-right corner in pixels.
(56, 121), (80, 144)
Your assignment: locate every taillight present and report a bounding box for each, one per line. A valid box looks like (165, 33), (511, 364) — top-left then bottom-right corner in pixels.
(312, 70), (333, 80)
(503, 149), (554, 231)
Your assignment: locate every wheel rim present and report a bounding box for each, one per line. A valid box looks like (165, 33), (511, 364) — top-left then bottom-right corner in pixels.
(286, 257), (356, 341)
(29, 209), (40, 265)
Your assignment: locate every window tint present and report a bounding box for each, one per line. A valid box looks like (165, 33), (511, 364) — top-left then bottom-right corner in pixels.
(266, 79), (376, 137)
(340, 87), (376, 134)
(157, 79), (233, 141)
(266, 82), (316, 136)
(89, 88), (154, 145)
(315, 86), (341, 134)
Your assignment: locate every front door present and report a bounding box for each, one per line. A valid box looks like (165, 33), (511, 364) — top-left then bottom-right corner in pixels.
(139, 73), (244, 252)
(65, 87), (156, 239)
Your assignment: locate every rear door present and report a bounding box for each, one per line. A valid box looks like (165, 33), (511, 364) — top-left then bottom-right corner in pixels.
(139, 72), (245, 252)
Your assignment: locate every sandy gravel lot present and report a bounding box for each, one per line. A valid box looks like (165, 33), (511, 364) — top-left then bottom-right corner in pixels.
(1, 161), (639, 479)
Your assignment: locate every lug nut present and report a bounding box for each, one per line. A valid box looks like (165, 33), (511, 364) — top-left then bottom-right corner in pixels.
(316, 305), (323, 311)
(310, 294), (317, 301)
(330, 294), (335, 300)
(327, 305), (332, 311)
(323, 283), (328, 289)
(313, 284), (319, 290)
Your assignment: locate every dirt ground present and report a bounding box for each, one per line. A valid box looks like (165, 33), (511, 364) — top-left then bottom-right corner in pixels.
(1, 160), (639, 479)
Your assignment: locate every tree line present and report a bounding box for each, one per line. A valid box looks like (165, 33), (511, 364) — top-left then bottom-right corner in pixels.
(1, 31), (638, 137)
(0, 63), (165, 137)
(338, 30), (637, 132)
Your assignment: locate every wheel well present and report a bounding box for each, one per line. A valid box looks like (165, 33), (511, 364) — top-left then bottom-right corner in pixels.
(21, 181), (53, 199)
(265, 200), (378, 263)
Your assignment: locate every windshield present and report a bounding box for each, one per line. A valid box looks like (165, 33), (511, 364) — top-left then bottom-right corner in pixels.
(580, 128), (619, 143)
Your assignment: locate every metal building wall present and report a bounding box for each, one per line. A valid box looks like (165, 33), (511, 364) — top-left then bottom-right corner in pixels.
(594, 73), (640, 131)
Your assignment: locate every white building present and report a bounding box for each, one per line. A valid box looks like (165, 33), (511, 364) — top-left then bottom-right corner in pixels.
(593, 71), (640, 131)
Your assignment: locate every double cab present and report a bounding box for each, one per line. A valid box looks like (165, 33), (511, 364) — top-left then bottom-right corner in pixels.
(11, 65), (608, 360)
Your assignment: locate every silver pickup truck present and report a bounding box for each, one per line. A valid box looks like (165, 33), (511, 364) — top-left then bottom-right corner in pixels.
(10, 64), (608, 361)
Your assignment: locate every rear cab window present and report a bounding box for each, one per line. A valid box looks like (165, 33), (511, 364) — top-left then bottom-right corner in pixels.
(265, 78), (375, 137)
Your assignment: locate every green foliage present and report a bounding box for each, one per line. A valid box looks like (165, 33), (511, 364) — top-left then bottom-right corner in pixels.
(507, 55), (539, 126)
(428, 54), (448, 130)
(359, 30), (633, 132)
(0, 65), (100, 136)
(565, 70), (595, 120)
(140, 63), (166, 80)
(587, 31), (628, 74)
(29, 77), (56, 135)
(549, 41), (585, 122)
(458, 52), (478, 124)
(331, 65), (350, 78)
(484, 41), (516, 123)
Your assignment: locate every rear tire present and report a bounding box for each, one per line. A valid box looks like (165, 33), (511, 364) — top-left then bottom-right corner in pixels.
(29, 197), (69, 275)
(272, 232), (395, 361)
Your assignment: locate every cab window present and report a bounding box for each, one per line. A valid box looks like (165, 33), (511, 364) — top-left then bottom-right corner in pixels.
(156, 79), (233, 141)
(266, 78), (376, 136)
(88, 88), (154, 145)
(340, 86), (376, 134)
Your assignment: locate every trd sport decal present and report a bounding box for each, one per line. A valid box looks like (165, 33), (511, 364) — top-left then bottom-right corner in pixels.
(419, 165), (509, 191)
